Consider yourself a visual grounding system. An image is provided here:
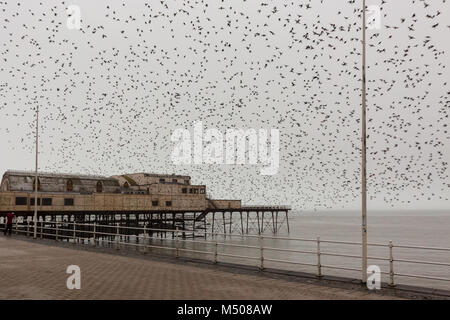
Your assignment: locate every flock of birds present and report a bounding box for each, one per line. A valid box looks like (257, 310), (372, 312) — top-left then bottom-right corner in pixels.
(0, 0), (448, 210)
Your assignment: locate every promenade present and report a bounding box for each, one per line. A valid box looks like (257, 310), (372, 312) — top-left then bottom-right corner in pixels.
(0, 236), (398, 300)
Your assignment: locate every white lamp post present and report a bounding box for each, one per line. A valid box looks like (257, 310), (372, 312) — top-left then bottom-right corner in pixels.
(33, 105), (39, 239)
(361, 0), (368, 284)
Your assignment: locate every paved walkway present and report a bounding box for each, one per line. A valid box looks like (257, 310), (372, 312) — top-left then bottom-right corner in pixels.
(0, 236), (398, 300)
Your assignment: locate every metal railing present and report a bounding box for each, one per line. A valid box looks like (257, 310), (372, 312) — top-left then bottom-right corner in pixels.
(1, 220), (450, 288)
(241, 205), (292, 210)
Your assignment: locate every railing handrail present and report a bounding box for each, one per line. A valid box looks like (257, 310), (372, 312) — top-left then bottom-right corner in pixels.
(7, 220), (450, 252)
(241, 205), (292, 210)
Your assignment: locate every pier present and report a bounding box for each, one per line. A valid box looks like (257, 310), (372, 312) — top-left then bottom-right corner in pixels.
(2, 206), (290, 242)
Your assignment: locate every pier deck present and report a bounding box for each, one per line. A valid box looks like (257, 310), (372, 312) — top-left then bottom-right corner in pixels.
(0, 236), (398, 300)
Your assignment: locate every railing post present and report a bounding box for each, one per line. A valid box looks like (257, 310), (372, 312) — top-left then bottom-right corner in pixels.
(27, 221), (30, 237)
(143, 225), (147, 254)
(40, 220), (43, 239)
(389, 240), (395, 287)
(317, 236), (323, 278)
(93, 223), (96, 246)
(259, 234), (264, 271)
(15, 219), (18, 234)
(116, 222), (120, 250)
(55, 222), (58, 241)
(175, 227), (179, 258)
(73, 221), (76, 244)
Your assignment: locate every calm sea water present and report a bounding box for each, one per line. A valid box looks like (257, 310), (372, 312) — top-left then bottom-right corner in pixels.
(147, 211), (450, 291)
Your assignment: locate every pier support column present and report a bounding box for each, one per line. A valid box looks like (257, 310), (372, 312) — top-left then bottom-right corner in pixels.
(240, 212), (244, 235)
(256, 211), (260, 235)
(271, 211), (275, 233)
(204, 213), (207, 239)
(164, 213), (167, 238)
(261, 211), (264, 234)
(275, 211), (278, 234)
(222, 212), (226, 234)
(193, 212), (196, 238)
(172, 213), (175, 239)
(285, 210), (290, 233)
(246, 211), (249, 234)
(182, 213), (186, 239)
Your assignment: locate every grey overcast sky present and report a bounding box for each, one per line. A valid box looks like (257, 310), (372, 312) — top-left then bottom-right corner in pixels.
(0, 0), (449, 211)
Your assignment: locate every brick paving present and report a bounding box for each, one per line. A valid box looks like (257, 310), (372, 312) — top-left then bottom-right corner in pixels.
(0, 236), (399, 300)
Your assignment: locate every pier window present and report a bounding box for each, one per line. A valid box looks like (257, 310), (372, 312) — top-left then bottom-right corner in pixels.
(200, 188), (205, 194)
(159, 178), (165, 183)
(182, 188), (187, 194)
(194, 188), (199, 194)
(96, 181), (103, 193)
(67, 179), (73, 192)
(42, 198), (52, 206)
(152, 200), (159, 206)
(123, 182), (129, 189)
(184, 179), (189, 185)
(189, 188), (193, 194)
(64, 198), (74, 206)
(166, 201), (172, 207)
(30, 198), (41, 206)
(172, 179), (177, 183)
(15, 197), (27, 205)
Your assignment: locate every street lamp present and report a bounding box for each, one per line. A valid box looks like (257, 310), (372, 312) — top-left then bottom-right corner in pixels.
(361, 0), (368, 284)
(33, 105), (39, 239)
